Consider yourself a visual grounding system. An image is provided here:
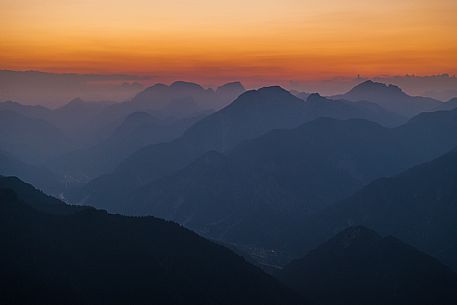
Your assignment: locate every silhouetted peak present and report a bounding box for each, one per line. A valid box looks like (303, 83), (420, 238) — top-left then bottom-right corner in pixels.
(56, 97), (87, 111)
(114, 111), (156, 136)
(142, 83), (168, 92)
(170, 81), (204, 91)
(360, 80), (375, 86)
(437, 97), (457, 111)
(258, 85), (289, 95)
(348, 80), (405, 96)
(57, 98), (112, 113)
(230, 86), (299, 106)
(407, 106), (457, 126)
(217, 81), (245, 92)
(306, 93), (329, 103)
(293, 91), (310, 101)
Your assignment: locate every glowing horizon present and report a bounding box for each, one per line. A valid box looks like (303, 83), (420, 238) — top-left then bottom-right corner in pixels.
(1, 0), (457, 84)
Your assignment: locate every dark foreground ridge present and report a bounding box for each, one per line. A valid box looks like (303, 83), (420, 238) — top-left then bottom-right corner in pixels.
(278, 226), (457, 305)
(0, 176), (303, 305)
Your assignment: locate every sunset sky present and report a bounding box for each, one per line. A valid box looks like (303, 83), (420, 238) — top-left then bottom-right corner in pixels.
(1, 0), (457, 85)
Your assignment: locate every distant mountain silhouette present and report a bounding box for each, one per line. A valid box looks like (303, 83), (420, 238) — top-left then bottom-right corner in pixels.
(91, 108), (457, 255)
(55, 98), (113, 116)
(216, 81), (245, 94)
(73, 86), (404, 210)
(51, 98), (116, 145)
(0, 177), (302, 305)
(131, 80), (243, 115)
(0, 98), (116, 148)
(0, 152), (62, 195)
(49, 111), (204, 180)
(304, 93), (404, 126)
(215, 81), (246, 105)
(131, 82), (203, 115)
(290, 90), (310, 100)
(126, 119), (396, 238)
(0, 70), (145, 106)
(121, 108), (455, 239)
(285, 147), (457, 271)
(278, 226), (457, 305)
(0, 100), (52, 118)
(435, 97), (457, 111)
(333, 80), (441, 116)
(0, 91), (217, 181)
(1, 82), (218, 152)
(41, 82), (221, 148)
(0, 109), (72, 164)
(113, 111), (157, 136)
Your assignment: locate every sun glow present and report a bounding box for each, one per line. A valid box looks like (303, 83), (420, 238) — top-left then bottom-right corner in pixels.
(1, 0), (457, 83)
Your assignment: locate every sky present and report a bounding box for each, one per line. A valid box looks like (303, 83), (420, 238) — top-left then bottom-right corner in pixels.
(1, 0), (457, 86)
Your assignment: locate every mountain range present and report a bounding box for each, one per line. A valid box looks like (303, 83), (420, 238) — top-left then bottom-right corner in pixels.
(49, 111), (206, 181)
(0, 81), (245, 179)
(436, 97), (457, 111)
(1, 77), (457, 304)
(0, 175), (303, 305)
(333, 80), (441, 116)
(278, 226), (457, 305)
(0, 109), (72, 164)
(3, 174), (456, 305)
(0, 151), (63, 195)
(280, 147), (457, 271)
(76, 107), (457, 256)
(73, 86), (405, 210)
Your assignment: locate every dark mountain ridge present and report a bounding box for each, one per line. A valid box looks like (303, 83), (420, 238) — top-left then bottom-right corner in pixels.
(333, 80), (441, 116)
(74, 86), (404, 210)
(278, 226), (457, 305)
(282, 147), (457, 270)
(0, 176), (303, 305)
(102, 108), (457, 256)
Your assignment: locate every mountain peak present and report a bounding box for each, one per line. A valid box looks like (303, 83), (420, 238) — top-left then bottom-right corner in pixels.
(170, 81), (204, 91)
(229, 86), (301, 108)
(56, 97), (87, 111)
(257, 86), (298, 101)
(280, 225), (457, 305)
(215, 82), (246, 104)
(349, 80), (404, 96)
(306, 93), (329, 103)
(218, 81), (244, 89)
(216, 81), (245, 94)
(258, 85), (288, 94)
(147, 83), (168, 90)
(336, 80), (440, 116)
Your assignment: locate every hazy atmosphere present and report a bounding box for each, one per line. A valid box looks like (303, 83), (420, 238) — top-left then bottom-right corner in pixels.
(1, 1), (457, 305)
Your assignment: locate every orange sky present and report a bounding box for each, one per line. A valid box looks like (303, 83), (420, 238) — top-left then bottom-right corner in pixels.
(1, 0), (457, 84)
